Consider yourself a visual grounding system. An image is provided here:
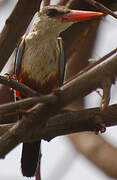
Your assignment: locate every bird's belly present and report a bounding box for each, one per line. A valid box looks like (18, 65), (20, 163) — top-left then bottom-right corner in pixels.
(18, 56), (60, 94)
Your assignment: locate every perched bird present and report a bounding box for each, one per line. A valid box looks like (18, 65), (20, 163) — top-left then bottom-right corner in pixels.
(14, 5), (102, 177)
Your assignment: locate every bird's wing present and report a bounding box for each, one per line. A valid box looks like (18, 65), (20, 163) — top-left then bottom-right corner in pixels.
(14, 34), (27, 77)
(58, 37), (65, 87)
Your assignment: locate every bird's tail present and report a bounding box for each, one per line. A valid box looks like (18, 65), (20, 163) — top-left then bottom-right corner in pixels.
(21, 141), (41, 177)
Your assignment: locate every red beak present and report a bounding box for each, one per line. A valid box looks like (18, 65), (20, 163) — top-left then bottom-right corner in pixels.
(63, 10), (103, 22)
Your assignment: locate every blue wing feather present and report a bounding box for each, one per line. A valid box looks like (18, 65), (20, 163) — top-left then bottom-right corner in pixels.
(14, 43), (22, 75)
(14, 35), (26, 76)
(58, 37), (65, 87)
(60, 47), (65, 87)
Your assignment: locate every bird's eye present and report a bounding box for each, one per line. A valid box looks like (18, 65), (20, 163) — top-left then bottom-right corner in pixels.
(46, 9), (59, 17)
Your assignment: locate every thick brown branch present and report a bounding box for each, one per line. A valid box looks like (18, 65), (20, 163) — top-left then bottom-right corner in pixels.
(0, 0), (42, 72)
(42, 104), (117, 140)
(0, 95), (56, 115)
(0, 104), (117, 156)
(69, 132), (117, 178)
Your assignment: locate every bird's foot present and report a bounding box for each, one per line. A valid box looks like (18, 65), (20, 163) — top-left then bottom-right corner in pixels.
(4, 73), (18, 94)
(94, 115), (106, 135)
(4, 73), (13, 78)
(4, 73), (17, 80)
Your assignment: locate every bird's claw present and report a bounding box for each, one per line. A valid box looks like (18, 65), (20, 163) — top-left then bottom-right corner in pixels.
(94, 118), (106, 135)
(4, 73), (17, 80)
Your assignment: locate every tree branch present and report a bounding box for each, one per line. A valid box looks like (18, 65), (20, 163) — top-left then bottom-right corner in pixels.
(69, 132), (117, 178)
(0, 0), (42, 72)
(0, 103), (117, 157)
(35, 104), (117, 140)
(85, 0), (117, 19)
(0, 75), (39, 97)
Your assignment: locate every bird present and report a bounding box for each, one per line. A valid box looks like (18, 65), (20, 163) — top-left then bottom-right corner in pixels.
(14, 5), (103, 177)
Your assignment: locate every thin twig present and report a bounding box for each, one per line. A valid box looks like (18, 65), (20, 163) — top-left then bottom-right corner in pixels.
(0, 75), (39, 97)
(64, 47), (117, 85)
(85, 0), (117, 19)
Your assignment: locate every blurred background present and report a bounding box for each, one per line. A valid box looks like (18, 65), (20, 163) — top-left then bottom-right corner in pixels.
(0, 0), (117, 179)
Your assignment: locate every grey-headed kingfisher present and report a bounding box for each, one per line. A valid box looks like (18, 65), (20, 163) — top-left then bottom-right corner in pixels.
(14, 5), (102, 177)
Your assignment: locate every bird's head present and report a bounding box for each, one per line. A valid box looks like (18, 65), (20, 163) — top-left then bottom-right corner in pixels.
(33, 5), (103, 36)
